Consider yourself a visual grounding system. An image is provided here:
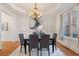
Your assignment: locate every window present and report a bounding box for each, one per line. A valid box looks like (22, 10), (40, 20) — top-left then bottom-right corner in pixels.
(60, 4), (79, 51)
(61, 7), (78, 40)
(62, 12), (70, 37)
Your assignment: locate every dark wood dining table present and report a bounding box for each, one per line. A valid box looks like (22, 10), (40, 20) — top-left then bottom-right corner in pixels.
(23, 38), (53, 54)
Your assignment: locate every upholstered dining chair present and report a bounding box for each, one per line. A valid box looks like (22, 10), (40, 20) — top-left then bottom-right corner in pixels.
(19, 33), (29, 54)
(52, 33), (57, 53)
(29, 34), (39, 56)
(40, 34), (50, 56)
(19, 33), (25, 52)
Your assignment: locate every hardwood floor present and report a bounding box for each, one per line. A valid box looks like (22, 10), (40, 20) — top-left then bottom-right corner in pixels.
(0, 41), (19, 56)
(0, 41), (79, 56)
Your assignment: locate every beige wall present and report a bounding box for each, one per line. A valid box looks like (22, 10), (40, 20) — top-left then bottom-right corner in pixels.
(0, 4), (18, 42)
(16, 13), (56, 39)
(55, 14), (61, 40)
(1, 12), (18, 41)
(0, 9), (57, 42)
(0, 12), (1, 49)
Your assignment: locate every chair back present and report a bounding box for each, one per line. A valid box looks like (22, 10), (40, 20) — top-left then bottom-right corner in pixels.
(19, 33), (24, 45)
(53, 33), (57, 44)
(29, 35), (39, 48)
(40, 34), (50, 48)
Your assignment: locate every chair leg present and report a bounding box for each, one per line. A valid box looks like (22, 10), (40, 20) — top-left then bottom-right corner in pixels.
(24, 44), (26, 54)
(40, 49), (42, 56)
(55, 44), (57, 50)
(20, 45), (22, 52)
(37, 48), (39, 56)
(29, 48), (31, 56)
(48, 47), (50, 56)
(29, 50), (31, 56)
(29, 45), (31, 56)
(52, 45), (54, 53)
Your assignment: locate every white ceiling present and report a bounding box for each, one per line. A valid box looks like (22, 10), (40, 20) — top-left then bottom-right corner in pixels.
(0, 3), (77, 16)
(9, 3), (61, 15)
(8, 3), (77, 16)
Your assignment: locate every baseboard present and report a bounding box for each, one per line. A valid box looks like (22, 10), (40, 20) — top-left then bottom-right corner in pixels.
(1, 39), (19, 42)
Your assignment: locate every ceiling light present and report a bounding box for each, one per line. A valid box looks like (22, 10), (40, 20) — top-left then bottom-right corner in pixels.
(29, 3), (41, 21)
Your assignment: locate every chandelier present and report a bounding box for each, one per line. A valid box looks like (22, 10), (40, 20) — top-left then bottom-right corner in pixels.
(29, 3), (41, 21)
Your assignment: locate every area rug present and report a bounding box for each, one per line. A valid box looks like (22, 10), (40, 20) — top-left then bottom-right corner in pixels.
(10, 45), (65, 56)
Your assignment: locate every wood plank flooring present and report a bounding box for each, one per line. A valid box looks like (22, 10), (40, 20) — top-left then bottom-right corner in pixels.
(0, 41), (19, 56)
(0, 41), (79, 56)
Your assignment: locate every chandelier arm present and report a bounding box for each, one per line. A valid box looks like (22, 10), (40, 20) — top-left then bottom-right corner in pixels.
(35, 3), (37, 8)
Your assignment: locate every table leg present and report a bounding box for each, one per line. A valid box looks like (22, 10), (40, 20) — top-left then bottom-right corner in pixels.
(24, 40), (26, 54)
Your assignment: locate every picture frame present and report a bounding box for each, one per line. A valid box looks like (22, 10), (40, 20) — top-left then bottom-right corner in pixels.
(1, 23), (8, 31)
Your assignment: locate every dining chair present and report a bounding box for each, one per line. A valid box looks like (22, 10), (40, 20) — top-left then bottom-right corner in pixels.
(29, 34), (39, 56)
(19, 33), (25, 52)
(40, 34), (50, 56)
(19, 33), (30, 54)
(52, 33), (57, 53)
